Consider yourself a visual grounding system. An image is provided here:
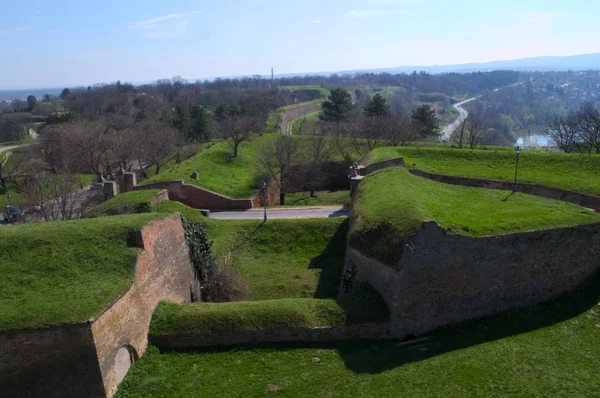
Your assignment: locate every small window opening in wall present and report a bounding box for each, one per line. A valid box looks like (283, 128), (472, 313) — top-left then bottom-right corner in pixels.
(115, 344), (136, 384)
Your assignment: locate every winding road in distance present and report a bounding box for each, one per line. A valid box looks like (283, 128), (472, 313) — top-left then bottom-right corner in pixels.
(439, 96), (480, 141)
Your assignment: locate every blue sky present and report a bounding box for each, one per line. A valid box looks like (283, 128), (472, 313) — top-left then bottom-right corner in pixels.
(1, 0), (599, 89)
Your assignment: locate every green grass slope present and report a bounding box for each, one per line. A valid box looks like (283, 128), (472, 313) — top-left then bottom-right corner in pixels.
(351, 167), (600, 264)
(142, 134), (276, 198)
(150, 282), (388, 335)
(0, 213), (163, 331)
(92, 189), (161, 214)
(205, 218), (348, 300)
(116, 274), (600, 397)
(364, 146), (600, 196)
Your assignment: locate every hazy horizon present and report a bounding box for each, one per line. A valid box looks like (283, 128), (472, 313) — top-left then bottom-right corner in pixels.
(2, 0), (600, 90)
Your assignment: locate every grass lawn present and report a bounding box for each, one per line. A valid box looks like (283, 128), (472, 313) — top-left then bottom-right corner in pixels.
(0, 183), (21, 209)
(142, 134), (277, 198)
(150, 282), (388, 335)
(0, 213), (163, 331)
(282, 190), (351, 207)
(116, 273), (600, 397)
(206, 218), (349, 300)
(92, 189), (162, 215)
(148, 201), (348, 300)
(280, 85), (330, 98)
(351, 167), (600, 264)
(291, 111), (321, 135)
(364, 146), (600, 196)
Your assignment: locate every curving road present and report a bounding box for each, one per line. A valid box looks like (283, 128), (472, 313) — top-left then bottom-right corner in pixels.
(209, 206), (349, 220)
(439, 96), (479, 141)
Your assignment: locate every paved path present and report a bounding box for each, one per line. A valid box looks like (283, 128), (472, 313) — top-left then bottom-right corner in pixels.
(0, 145), (23, 156)
(209, 206), (349, 219)
(439, 96), (479, 141)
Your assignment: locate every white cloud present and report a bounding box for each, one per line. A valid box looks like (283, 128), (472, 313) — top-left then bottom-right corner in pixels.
(520, 12), (557, 23)
(311, 19), (322, 24)
(345, 9), (407, 18)
(133, 11), (199, 38)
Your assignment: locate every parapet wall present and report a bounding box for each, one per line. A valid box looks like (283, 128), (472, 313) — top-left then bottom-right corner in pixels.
(409, 169), (600, 211)
(343, 222), (600, 338)
(135, 180), (252, 210)
(280, 102), (323, 134)
(149, 322), (391, 349)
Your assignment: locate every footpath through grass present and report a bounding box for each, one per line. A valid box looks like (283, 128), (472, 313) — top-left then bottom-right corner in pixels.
(351, 167), (600, 264)
(0, 213), (163, 331)
(117, 273), (600, 397)
(142, 134), (277, 198)
(364, 146), (600, 196)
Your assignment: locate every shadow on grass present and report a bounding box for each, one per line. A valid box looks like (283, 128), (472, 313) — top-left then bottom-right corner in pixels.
(502, 191), (515, 201)
(157, 272), (600, 376)
(310, 218), (349, 298)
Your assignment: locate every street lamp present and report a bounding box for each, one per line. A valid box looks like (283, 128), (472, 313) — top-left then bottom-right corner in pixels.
(262, 179), (268, 222)
(513, 146), (522, 192)
(6, 193), (11, 207)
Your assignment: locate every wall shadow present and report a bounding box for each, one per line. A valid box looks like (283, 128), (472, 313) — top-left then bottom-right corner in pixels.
(158, 272), (600, 378)
(337, 271), (600, 374)
(310, 218), (349, 298)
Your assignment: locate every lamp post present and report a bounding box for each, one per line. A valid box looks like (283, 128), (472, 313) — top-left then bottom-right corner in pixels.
(262, 179), (268, 222)
(7, 193), (11, 207)
(513, 146), (521, 192)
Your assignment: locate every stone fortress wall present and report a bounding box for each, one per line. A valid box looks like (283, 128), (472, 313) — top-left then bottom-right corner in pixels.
(0, 214), (196, 398)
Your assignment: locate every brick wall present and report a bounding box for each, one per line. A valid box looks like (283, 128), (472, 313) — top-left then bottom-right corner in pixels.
(149, 322), (391, 349)
(0, 214), (197, 398)
(0, 323), (105, 398)
(135, 180), (252, 210)
(91, 214), (197, 397)
(343, 221), (600, 338)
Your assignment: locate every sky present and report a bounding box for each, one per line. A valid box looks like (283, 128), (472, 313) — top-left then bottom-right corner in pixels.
(1, 0), (600, 89)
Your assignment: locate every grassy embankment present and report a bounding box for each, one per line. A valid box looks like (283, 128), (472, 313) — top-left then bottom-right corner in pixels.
(150, 282), (387, 335)
(364, 146), (600, 196)
(117, 272), (600, 397)
(142, 134), (277, 198)
(351, 167), (600, 264)
(92, 189), (162, 215)
(0, 213), (164, 331)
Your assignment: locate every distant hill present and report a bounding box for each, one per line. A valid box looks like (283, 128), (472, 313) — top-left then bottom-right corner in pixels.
(269, 53), (600, 78)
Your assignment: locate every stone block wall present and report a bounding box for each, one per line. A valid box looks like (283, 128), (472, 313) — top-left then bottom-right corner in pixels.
(149, 322), (391, 349)
(0, 214), (197, 398)
(343, 222), (600, 338)
(280, 102), (323, 134)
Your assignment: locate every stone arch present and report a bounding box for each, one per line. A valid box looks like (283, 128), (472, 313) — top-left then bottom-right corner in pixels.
(114, 344), (138, 384)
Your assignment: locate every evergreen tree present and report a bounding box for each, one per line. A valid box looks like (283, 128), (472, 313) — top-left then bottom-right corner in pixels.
(411, 104), (440, 138)
(363, 93), (391, 117)
(320, 88), (353, 122)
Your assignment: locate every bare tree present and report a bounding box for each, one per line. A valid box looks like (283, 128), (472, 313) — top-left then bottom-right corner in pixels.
(0, 147), (28, 194)
(576, 102), (600, 154)
(257, 136), (300, 205)
(347, 113), (387, 157)
(547, 115), (580, 153)
(450, 120), (468, 149)
(22, 166), (98, 221)
(136, 122), (181, 175)
(214, 114), (265, 157)
(465, 114), (489, 149)
(299, 124), (335, 197)
(386, 116), (417, 147)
